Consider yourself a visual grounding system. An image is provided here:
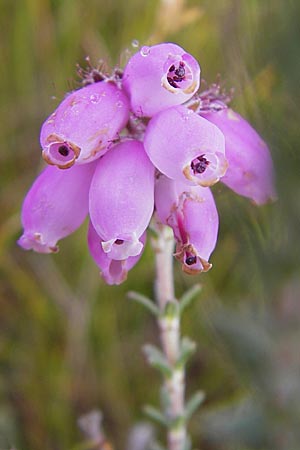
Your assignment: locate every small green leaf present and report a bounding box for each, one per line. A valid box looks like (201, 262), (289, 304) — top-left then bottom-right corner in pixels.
(143, 344), (172, 377)
(176, 337), (196, 368)
(185, 391), (206, 421)
(127, 291), (160, 316)
(179, 284), (202, 315)
(144, 405), (169, 427)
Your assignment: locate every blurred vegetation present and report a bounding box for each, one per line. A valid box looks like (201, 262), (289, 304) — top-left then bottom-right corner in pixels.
(0, 0), (299, 449)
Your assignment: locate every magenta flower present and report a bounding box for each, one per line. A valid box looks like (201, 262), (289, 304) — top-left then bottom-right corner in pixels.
(89, 140), (154, 260)
(155, 175), (219, 274)
(18, 42), (276, 283)
(88, 222), (146, 285)
(202, 108), (276, 204)
(144, 105), (228, 187)
(123, 43), (200, 117)
(18, 163), (96, 253)
(40, 81), (130, 168)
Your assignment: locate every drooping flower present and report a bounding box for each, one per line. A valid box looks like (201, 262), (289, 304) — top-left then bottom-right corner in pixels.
(123, 43), (200, 117)
(18, 42), (276, 284)
(144, 105), (228, 187)
(40, 81), (130, 168)
(18, 163), (96, 253)
(155, 175), (219, 274)
(88, 222), (146, 285)
(201, 108), (276, 204)
(89, 140), (154, 260)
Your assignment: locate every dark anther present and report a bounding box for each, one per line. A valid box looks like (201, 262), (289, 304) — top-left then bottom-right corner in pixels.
(167, 61), (186, 88)
(58, 145), (70, 157)
(167, 77), (178, 89)
(115, 239), (124, 245)
(191, 155), (210, 174)
(174, 62), (185, 79)
(186, 256), (197, 266)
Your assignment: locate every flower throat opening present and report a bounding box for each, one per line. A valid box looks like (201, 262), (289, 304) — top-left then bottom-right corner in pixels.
(191, 155), (210, 174)
(167, 62), (186, 89)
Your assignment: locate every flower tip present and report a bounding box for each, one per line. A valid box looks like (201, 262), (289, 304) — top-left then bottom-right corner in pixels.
(99, 264), (128, 286)
(182, 258), (212, 275)
(251, 190), (278, 206)
(175, 243), (213, 275)
(17, 232), (59, 254)
(183, 152), (228, 187)
(42, 138), (80, 169)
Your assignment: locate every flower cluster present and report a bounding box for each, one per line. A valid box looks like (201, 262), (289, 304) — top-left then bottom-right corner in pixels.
(18, 43), (276, 284)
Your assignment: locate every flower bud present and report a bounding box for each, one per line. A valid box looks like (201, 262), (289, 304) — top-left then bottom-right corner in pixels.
(155, 175), (219, 274)
(202, 108), (276, 204)
(144, 105), (227, 187)
(88, 221), (146, 285)
(18, 163), (96, 253)
(40, 81), (130, 168)
(89, 140), (154, 260)
(123, 43), (200, 117)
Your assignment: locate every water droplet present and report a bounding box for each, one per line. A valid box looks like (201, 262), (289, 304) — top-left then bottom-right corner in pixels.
(140, 46), (150, 57)
(183, 109), (193, 121)
(116, 101), (123, 108)
(131, 39), (139, 48)
(90, 94), (100, 104)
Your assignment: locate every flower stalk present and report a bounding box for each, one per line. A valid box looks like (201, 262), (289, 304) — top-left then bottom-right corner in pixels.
(153, 225), (187, 450)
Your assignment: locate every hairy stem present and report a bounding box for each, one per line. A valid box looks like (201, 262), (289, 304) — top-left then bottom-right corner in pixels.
(153, 225), (187, 450)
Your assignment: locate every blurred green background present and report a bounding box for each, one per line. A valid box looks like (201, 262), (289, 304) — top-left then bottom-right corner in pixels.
(1, 0), (300, 449)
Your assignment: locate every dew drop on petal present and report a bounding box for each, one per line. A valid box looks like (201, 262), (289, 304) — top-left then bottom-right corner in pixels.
(140, 46), (150, 57)
(131, 39), (139, 48)
(90, 93), (100, 104)
(182, 109), (193, 121)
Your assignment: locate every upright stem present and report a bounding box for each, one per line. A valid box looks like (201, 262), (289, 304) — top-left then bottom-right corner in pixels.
(154, 226), (175, 309)
(153, 225), (187, 450)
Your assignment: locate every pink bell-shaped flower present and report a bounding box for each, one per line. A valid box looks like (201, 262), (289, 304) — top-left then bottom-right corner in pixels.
(89, 140), (154, 260)
(18, 163), (96, 253)
(123, 43), (200, 117)
(144, 105), (228, 187)
(40, 81), (130, 169)
(155, 175), (219, 274)
(88, 221), (146, 285)
(202, 108), (276, 204)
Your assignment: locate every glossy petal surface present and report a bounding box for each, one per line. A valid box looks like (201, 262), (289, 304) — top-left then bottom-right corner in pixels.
(40, 81), (130, 168)
(144, 105), (227, 186)
(203, 108), (276, 204)
(123, 43), (200, 117)
(18, 163), (95, 253)
(89, 140), (154, 260)
(155, 175), (219, 274)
